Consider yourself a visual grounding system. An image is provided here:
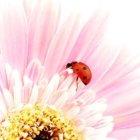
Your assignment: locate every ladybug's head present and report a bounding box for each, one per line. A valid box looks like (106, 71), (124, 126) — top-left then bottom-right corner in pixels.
(66, 61), (77, 68)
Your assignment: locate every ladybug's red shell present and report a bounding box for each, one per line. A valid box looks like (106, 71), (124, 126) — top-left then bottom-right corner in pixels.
(66, 61), (92, 85)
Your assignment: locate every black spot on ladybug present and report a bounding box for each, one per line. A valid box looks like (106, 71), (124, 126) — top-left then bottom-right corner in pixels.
(76, 69), (79, 71)
(83, 66), (87, 70)
(83, 76), (87, 79)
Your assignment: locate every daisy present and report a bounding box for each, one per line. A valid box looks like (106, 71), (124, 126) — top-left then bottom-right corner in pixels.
(0, 0), (113, 140)
(0, 0), (139, 140)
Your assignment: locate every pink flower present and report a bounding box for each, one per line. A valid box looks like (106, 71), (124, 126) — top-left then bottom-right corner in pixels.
(0, 0), (139, 140)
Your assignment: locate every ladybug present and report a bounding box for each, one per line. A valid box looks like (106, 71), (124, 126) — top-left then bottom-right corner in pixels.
(66, 61), (92, 85)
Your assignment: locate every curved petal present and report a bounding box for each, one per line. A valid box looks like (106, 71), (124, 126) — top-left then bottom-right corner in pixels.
(0, 0), (28, 74)
(25, 59), (45, 83)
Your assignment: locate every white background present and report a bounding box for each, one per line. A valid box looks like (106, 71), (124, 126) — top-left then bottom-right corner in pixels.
(60, 0), (140, 57)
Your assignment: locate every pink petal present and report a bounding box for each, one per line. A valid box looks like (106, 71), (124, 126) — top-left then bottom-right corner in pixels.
(25, 60), (44, 83)
(68, 12), (108, 62)
(88, 42), (121, 89)
(114, 112), (140, 129)
(76, 90), (96, 105)
(110, 126), (140, 140)
(27, 0), (60, 64)
(94, 49), (140, 94)
(0, 57), (7, 88)
(0, 0), (28, 74)
(103, 71), (140, 117)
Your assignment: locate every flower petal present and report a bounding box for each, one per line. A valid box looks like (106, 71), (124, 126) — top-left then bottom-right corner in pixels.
(103, 70), (140, 116)
(29, 84), (38, 104)
(25, 59), (44, 83)
(11, 70), (22, 107)
(95, 50), (140, 94)
(114, 112), (140, 129)
(0, 92), (7, 118)
(22, 76), (33, 104)
(2, 89), (14, 109)
(27, 0), (60, 63)
(0, 0), (28, 74)
(69, 12), (108, 62)
(110, 126), (140, 140)
(0, 57), (7, 88)
(41, 74), (60, 104)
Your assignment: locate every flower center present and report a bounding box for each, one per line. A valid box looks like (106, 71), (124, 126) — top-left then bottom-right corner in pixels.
(0, 105), (82, 140)
(34, 126), (62, 140)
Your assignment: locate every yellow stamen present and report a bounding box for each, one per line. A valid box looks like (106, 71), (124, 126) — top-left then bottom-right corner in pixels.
(0, 105), (82, 140)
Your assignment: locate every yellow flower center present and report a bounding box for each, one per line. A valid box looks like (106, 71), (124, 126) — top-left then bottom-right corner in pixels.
(0, 105), (82, 140)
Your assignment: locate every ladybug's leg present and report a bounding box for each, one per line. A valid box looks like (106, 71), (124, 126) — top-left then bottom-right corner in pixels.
(76, 76), (79, 92)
